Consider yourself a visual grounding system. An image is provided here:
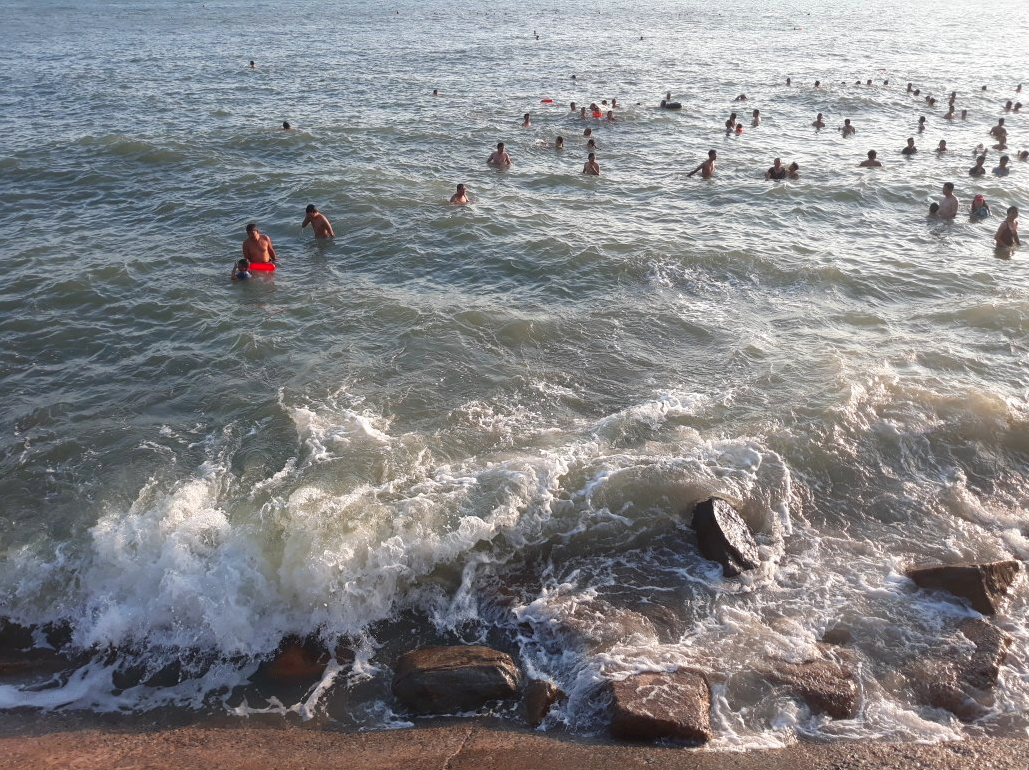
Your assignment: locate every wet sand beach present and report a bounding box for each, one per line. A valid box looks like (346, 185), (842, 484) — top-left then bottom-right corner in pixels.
(1, 716), (1027, 770)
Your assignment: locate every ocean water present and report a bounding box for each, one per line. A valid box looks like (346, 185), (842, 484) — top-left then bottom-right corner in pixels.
(1, 0), (1028, 747)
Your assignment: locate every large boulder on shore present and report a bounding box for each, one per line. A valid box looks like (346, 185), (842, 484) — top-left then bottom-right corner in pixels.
(763, 659), (859, 719)
(608, 670), (712, 744)
(911, 618), (1011, 721)
(906, 561), (1021, 614)
(690, 497), (760, 577)
(392, 645), (520, 714)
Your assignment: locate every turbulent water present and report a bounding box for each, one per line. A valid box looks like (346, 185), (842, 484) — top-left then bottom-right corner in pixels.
(1, 0), (1028, 748)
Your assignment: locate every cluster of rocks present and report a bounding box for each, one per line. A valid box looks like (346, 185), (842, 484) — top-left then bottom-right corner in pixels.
(0, 497), (1023, 745)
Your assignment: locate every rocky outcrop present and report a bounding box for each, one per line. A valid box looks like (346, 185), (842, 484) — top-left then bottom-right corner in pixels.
(392, 645), (520, 715)
(906, 561), (1020, 614)
(523, 679), (565, 727)
(912, 619), (1011, 721)
(690, 497), (760, 577)
(608, 670), (712, 743)
(256, 636), (354, 682)
(763, 659), (859, 719)
(0, 619), (77, 678)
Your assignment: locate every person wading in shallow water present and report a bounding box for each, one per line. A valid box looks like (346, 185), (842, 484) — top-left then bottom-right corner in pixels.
(687, 149), (717, 178)
(242, 222), (277, 263)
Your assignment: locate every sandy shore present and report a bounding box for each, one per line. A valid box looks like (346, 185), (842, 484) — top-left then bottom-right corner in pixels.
(0, 715), (1025, 770)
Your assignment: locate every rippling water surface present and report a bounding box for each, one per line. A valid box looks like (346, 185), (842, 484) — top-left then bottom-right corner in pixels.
(1, 0), (1028, 747)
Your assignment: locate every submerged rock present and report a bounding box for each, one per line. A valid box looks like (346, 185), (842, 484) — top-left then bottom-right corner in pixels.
(523, 679), (565, 727)
(608, 670), (712, 743)
(690, 497), (760, 577)
(906, 561), (1021, 614)
(258, 636), (354, 682)
(763, 659), (859, 719)
(912, 618), (1011, 721)
(392, 645), (520, 715)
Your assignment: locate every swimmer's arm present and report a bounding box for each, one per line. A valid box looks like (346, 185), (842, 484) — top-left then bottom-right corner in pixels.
(993, 222), (1007, 243)
(267, 239), (278, 262)
(686, 163), (703, 177)
(301, 214), (312, 230)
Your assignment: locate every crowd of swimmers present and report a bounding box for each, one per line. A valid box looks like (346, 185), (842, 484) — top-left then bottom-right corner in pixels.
(236, 66), (1023, 278)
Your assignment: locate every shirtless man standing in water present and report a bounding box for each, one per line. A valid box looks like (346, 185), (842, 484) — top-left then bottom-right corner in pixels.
(487, 142), (512, 167)
(687, 149), (717, 178)
(301, 205), (335, 238)
(243, 223), (277, 263)
(995, 206), (1020, 249)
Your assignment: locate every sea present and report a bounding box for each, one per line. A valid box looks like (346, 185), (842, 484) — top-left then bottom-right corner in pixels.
(1, 0), (1028, 749)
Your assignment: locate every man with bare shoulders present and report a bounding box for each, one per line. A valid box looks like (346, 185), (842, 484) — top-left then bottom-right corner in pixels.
(243, 222), (277, 263)
(487, 142), (512, 167)
(859, 150), (882, 168)
(582, 152), (600, 175)
(938, 182), (959, 219)
(449, 183), (469, 204)
(995, 206), (1020, 248)
(687, 149), (717, 178)
(301, 204), (335, 238)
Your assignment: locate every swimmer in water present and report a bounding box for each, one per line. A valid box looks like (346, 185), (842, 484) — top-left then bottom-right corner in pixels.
(522, 113), (531, 127)
(582, 152), (600, 175)
(928, 202), (940, 217)
(938, 182), (959, 219)
(993, 155), (1011, 176)
(725, 112), (737, 132)
(579, 106), (587, 120)
(787, 161), (800, 179)
(936, 139), (948, 153)
(1004, 100), (1013, 112)
(814, 80), (821, 88)
(687, 149), (717, 178)
(943, 107), (955, 120)
(570, 101), (577, 112)
(990, 117), (1006, 139)
(995, 206), (1020, 248)
(555, 136), (565, 149)
(812, 112), (825, 128)
(961, 109), (968, 119)
(765, 157), (787, 180)
(243, 223), (277, 264)
(901, 137), (918, 155)
(606, 110), (615, 122)
(841, 119), (855, 137)
(734, 93), (747, 101)
(611, 98), (618, 108)
(249, 60), (255, 68)
(487, 141), (512, 167)
(231, 258), (251, 281)
(917, 116), (926, 132)
(449, 183), (469, 204)
(752, 109), (760, 126)
(786, 77), (792, 85)
(282, 121), (292, 130)
(583, 127), (592, 138)
(859, 150), (882, 168)
(586, 138), (599, 151)
(969, 155), (987, 176)
(301, 204), (335, 238)
(970, 194), (991, 219)
(1018, 150), (1029, 161)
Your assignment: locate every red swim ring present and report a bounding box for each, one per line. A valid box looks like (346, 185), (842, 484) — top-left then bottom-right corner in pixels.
(248, 261), (276, 271)
(540, 98), (554, 103)
(592, 110), (602, 118)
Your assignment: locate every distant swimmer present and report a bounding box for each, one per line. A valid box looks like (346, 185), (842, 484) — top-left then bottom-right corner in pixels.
(995, 206), (1021, 248)
(969, 155), (987, 176)
(487, 141), (512, 167)
(993, 155), (1011, 176)
(555, 136), (565, 149)
(907, 82), (914, 92)
(1019, 84), (1024, 93)
(579, 106), (587, 120)
(901, 137), (918, 155)
(725, 112), (737, 131)
(606, 110), (615, 122)
(522, 113), (531, 127)
(582, 152), (600, 175)
(687, 149), (717, 178)
(841, 118), (855, 137)
(611, 98), (618, 108)
(583, 127), (593, 138)
(812, 112), (825, 128)
(282, 121), (292, 130)
(1019, 150), (1029, 161)
(786, 77), (792, 85)
(936, 140), (948, 153)
(866, 79), (873, 85)
(243, 223), (277, 263)
(859, 150), (882, 167)
(249, 60), (255, 68)
(938, 182), (959, 218)
(1004, 100), (1013, 112)
(764, 157), (787, 180)
(928, 202), (940, 217)
(734, 124), (743, 135)
(990, 117), (1006, 139)
(1015, 103), (1023, 112)
(943, 107), (955, 120)
(586, 138), (599, 151)
(917, 116), (926, 132)
(970, 194), (991, 219)
(666, 91), (672, 101)
(961, 109), (968, 120)
(787, 162), (800, 179)
(449, 183), (469, 204)
(660, 99), (682, 109)
(301, 204), (335, 238)
(814, 80), (821, 88)
(734, 93), (748, 101)
(752, 109), (760, 126)
(231, 258), (252, 281)
(432, 88), (439, 96)
(570, 101), (577, 112)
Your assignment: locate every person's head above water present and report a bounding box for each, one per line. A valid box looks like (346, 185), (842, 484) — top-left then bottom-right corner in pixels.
(583, 127), (592, 137)
(555, 136), (564, 147)
(432, 88), (438, 96)
(305, 204), (318, 214)
(246, 222), (259, 234)
(237, 258), (250, 269)
(943, 182), (955, 194)
(867, 150), (877, 159)
(708, 149), (717, 159)
(929, 202), (940, 214)
(282, 121), (291, 130)
(249, 60), (255, 68)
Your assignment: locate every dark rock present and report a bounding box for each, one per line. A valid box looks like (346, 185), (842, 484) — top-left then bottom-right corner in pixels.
(392, 645), (520, 715)
(609, 670), (712, 743)
(764, 659), (859, 719)
(821, 625), (853, 646)
(523, 679), (565, 727)
(906, 561), (1021, 614)
(690, 497), (760, 577)
(0, 619), (76, 678)
(913, 619), (1011, 721)
(258, 636), (354, 682)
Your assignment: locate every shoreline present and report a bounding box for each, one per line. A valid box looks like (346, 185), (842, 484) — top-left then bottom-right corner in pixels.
(0, 715), (1026, 769)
